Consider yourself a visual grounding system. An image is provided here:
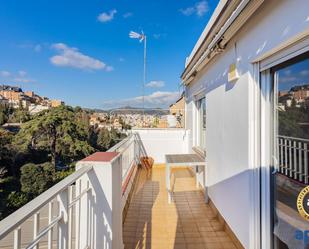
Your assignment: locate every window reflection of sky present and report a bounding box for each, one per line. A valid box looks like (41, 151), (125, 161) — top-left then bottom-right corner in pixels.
(278, 58), (309, 91)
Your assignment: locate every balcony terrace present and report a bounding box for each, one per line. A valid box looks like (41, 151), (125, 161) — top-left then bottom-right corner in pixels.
(123, 166), (239, 249)
(0, 128), (307, 249)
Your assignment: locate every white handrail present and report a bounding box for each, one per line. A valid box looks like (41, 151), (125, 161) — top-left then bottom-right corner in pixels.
(107, 133), (134, 152)
(278, 135), (309, 143)
(0, 165), (93, 239)
(0, 132), (143, 249)
(25, 214), (62, 249)
(277, 135), (309, 184)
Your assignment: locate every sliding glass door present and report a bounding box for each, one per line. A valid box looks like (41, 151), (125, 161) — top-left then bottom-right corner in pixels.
(197, 97), (206, 150)
(272, 53), (309, 249)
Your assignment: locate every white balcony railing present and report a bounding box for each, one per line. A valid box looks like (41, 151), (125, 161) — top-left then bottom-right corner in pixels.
(0, 165), (93, 249)
(108, 133), (140, 181)
(277, 135), (309, 184)
(0, 133), (141, 249)
(0, 129), (188, 249)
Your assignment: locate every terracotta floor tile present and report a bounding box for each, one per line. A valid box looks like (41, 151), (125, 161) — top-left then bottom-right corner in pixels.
(205, 242), (224, 249)
(186, 243), (206, 249)
(123, 167), (235, 249)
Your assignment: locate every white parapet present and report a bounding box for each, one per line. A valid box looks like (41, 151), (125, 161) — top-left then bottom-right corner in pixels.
(76, 152), (123, 249)
(132, 128), (190, 163)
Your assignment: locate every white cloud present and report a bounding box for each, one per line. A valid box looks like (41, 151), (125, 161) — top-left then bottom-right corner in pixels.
(0, 71), (11, 77)
(98, 9), (117, 23)
(196, 1), (208, 16)
(280, 76), (297, 83)
(300, 70), (309, 76)
(18, 43), (43, 52)
(146, 80), (165, 88)
(180, 1), (209, 17)
(50, 43), (112, 71)
(123, 12), (133, 18)
(180, 7), (195, 16)
(0, 70), (34, 83)
(18, 70), (27, 77)
(103, 91), (180, 108)
(14, 77), (35, 83)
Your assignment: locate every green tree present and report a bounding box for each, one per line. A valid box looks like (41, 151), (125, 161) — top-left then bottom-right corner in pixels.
(96, 128), (126, 151)
(20, 162), (55, 197)
(0, 129), (15, 175)
(13, 106), (95, 167)
(8, 108), (30, 123)
(0, 105), (9, 125)
(0, 176), (20, 219)
(97, 128), (112, 151)
(6, 192), (28, 210)
(119, 117), (131, 130)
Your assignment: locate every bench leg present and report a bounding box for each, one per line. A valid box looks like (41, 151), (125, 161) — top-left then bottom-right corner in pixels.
(195, 165), (199, 188)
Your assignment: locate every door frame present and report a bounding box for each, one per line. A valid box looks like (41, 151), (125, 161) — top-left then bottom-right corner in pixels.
(260, 68), (274, 249)
(258, 32), (309, 249)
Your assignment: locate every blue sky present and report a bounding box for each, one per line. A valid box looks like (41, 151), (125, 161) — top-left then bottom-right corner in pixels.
(278, 57), (309, 91)
(0, 0), (219, 109)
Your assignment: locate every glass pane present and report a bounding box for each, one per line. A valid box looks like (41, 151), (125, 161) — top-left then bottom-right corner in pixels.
(273, 56), (309, 249)
(198, 98), (206, 149)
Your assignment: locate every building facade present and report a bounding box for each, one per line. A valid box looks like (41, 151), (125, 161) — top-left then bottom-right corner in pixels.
(182, 0), (309, 248)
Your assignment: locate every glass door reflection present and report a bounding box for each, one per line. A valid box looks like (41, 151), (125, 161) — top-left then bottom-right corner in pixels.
(272, 54), (309, 249)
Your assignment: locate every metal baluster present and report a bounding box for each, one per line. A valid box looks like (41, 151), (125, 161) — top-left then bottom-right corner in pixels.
(293, 140), (297, 180)
(34, 212), (40, 249)
(86, 181), (90, 248)
(289, 139), (293, 178)
(68, 185), (73, 249)
(299, 141), (303, 183)
(280, 138), (283, 173)
(90, 182), (94, 249)
(284, 138), (288, 176)
(48, 202), (53, 249)
(13, 227), (21, 249)
(57, 188), (69, 249)
(75, 179), (81, 249)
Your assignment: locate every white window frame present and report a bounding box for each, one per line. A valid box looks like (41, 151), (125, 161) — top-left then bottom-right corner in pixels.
(195, 96), (206, 151)
(258, 31), (309, 249)
(193, 88), (206, 150)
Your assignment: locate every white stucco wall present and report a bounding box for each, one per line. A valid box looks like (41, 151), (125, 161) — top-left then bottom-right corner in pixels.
(185, 0), (309, 247)
(132, 128), (190, 163)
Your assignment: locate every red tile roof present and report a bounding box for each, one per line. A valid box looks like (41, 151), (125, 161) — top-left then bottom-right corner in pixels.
(81, 152), (119, 162)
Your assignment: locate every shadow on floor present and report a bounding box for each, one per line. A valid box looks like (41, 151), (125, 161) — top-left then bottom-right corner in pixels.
(123, 167), (239, 249)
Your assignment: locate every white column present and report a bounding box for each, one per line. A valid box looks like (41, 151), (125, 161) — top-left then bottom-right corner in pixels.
(57, 189), (69, 249)
(13, 228), (21, 249)
(33, 212), (40, 249)
(76, 152), (123, 249)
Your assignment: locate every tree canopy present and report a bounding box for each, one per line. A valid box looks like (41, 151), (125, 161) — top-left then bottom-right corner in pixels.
(20, 162), (55, 197)
(0, 104), (127, 219)
(13, 106), (95, 167)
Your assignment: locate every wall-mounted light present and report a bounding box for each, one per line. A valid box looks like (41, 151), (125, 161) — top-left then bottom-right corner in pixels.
(228, 63), (239, 83)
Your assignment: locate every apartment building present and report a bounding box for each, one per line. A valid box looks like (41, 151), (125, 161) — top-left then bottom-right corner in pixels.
(170, 94), (185, 128)
(290, 85), (309, 102)
(0, 1), (308, 249)
(0, 95), (8, 106)
(50, 99), (64, 108)
(24, 91), (34, 98)
(182, 0), (309, 248)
